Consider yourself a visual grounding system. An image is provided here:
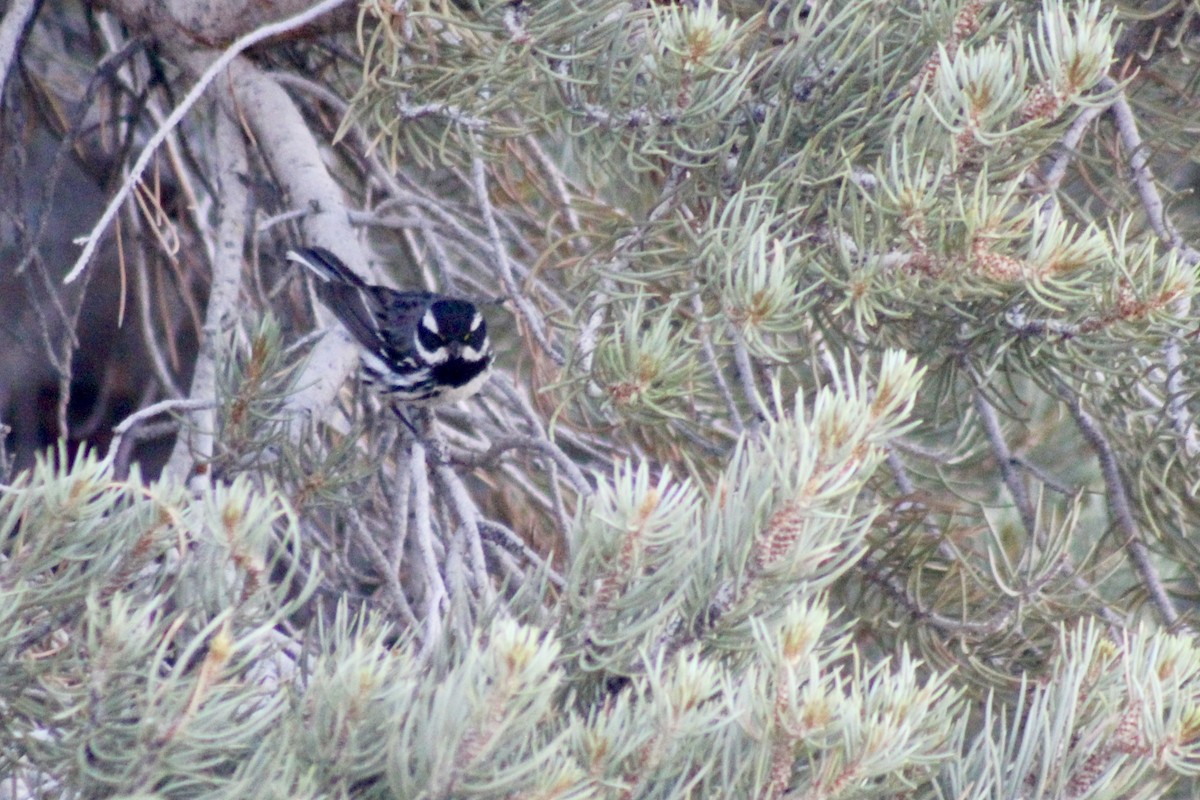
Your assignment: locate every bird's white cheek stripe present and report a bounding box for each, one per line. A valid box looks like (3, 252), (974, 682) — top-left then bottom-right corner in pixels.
(462, 340), (490, 362)
(415, 338), (449, 365)
(421, 308), (440, 336)
(469, 312), (483, 332)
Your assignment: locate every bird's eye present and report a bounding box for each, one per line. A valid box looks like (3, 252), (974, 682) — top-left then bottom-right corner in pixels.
(465, 323), (486, 349)
(417, 324), (444, 352)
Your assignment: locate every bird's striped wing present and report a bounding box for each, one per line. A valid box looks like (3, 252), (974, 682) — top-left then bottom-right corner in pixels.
(371, 291), (436, 366)
(289, 247), (428, 359)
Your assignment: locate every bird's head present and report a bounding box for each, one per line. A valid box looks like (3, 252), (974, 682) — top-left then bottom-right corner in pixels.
(415, 299), (490, 365)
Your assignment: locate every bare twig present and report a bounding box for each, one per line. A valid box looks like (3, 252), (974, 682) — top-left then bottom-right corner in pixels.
(1035, 103), (1106, 210)
(469, 148), (563, 365)
(11, 35), (147, 445)
(577, 164), (688, 375)
(128, 212), (186, 400)
(112, 420), (179, 481)
(730, 328), (770, 423)
(1102, 79), (1180, 249)
(347, 509), (419, 628)
(1056, 378), (1187, 632)
(888, 411), (1122, 633)
(477, 520), (565, 590)
(65, 0), (352, 284)
(256, 208), (310, 233)
(1099, 77), (1200, 458)
(425, 425), (494, 605)
(109, 397), (215, 467)
(488, 375), (593, 496)
(409, 440), (446, 651)
(453, 434), (576, 471)
(21, 252), (80, 443)
(546, 461), (572, 550)
(387, 441), (413, 570)
(518, 129), (589, 258)
(972, 386), (1039, 540)
(0, 0), (39, 97)
(112, 397), (215, 437)
(859, 555), (1017, 637)
(164, 109), (247, 482)
(691, 293), (744, 433)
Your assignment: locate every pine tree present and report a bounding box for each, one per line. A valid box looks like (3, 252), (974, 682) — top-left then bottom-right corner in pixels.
(3, 0), (1200, 796)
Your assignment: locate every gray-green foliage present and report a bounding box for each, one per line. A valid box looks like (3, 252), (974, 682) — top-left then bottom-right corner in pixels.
(6, 352), (1200, 797)
(8, 0), (1200, 797)
(2, 359), (961, 796)
(0, 448), (312, 796)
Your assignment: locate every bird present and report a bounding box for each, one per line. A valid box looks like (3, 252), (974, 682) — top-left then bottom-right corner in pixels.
(286, 247), (494, 407)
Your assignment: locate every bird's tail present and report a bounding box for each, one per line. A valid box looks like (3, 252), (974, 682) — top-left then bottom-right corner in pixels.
(286, 247), (366, 287)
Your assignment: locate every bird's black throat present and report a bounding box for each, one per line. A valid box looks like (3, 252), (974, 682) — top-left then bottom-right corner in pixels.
(433, 357), (490, 387)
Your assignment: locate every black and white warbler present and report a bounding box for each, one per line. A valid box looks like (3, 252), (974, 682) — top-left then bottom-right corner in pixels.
(287, 247), (494, 406)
